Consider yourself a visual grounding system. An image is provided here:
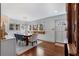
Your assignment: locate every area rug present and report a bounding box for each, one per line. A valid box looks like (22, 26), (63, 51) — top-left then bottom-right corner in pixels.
(16, 40), (42, 55)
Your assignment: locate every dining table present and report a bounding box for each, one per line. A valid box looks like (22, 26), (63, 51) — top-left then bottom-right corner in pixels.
(24, 34), (32, 46)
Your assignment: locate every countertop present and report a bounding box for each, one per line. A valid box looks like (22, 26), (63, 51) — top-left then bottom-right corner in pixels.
(1, 35), (15, 42)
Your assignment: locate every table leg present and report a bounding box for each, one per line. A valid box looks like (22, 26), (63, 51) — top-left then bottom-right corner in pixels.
(26, 37), (28, 46)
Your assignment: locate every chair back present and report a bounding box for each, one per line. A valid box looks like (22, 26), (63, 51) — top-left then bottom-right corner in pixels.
(29, 33), (38, 41)
(14, 34), (24, 41)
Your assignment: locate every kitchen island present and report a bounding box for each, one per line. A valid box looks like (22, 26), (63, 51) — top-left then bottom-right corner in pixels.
(0, 36), (16, 56)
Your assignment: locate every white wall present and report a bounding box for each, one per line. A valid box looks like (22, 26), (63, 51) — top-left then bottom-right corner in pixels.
(5, 19), (28, 37)
(28, 14), (67, 43)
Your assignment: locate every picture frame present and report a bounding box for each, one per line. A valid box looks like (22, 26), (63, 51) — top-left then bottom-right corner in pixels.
(9, 24), (14, 30)
(9, 24), (20, 30)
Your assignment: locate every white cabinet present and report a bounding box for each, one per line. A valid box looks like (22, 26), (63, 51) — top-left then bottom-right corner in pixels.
(1, 38), (16, 56)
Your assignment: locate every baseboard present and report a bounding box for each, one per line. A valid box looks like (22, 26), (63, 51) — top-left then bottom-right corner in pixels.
(38, 39), (55, 44)
(38, 39), (65, 44)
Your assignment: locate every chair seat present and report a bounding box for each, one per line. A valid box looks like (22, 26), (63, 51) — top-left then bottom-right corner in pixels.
(29, 39), (37, 42)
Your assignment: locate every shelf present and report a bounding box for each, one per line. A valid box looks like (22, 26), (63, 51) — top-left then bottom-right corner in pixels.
(30, 30), (45, 34)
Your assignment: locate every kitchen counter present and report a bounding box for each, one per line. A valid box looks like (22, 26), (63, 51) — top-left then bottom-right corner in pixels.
(1, 35), (15, 41)
(0, 36), (16, 56)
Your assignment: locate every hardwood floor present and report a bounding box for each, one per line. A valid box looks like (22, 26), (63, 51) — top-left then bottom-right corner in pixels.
(19, 41), (65, 56)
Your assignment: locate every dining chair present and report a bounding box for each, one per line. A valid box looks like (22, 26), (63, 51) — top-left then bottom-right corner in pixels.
(14, 34), (25, 46)
(28, 33), (38, 46)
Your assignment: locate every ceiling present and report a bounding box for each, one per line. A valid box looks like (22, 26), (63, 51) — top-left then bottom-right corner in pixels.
(1, 3), (66, 22)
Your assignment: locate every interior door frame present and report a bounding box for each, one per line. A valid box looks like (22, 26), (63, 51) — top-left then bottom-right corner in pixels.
(55, 18), (67, 43)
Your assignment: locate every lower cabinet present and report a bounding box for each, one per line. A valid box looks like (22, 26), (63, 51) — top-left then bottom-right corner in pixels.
(1, 38), (16, 56)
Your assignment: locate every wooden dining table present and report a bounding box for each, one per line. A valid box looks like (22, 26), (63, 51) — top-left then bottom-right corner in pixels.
(24, 34), (32, 46)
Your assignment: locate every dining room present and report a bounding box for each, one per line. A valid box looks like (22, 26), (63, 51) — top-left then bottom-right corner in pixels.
(0, 3), (67, 56)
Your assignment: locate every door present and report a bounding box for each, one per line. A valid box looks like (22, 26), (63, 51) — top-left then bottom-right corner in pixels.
(55, 19), (67, 43)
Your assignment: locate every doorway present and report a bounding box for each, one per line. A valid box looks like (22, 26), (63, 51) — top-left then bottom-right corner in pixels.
(55, 19), (67, 43)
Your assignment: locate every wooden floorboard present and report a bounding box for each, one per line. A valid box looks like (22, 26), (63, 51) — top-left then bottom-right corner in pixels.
(19, 41), (64, 56)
